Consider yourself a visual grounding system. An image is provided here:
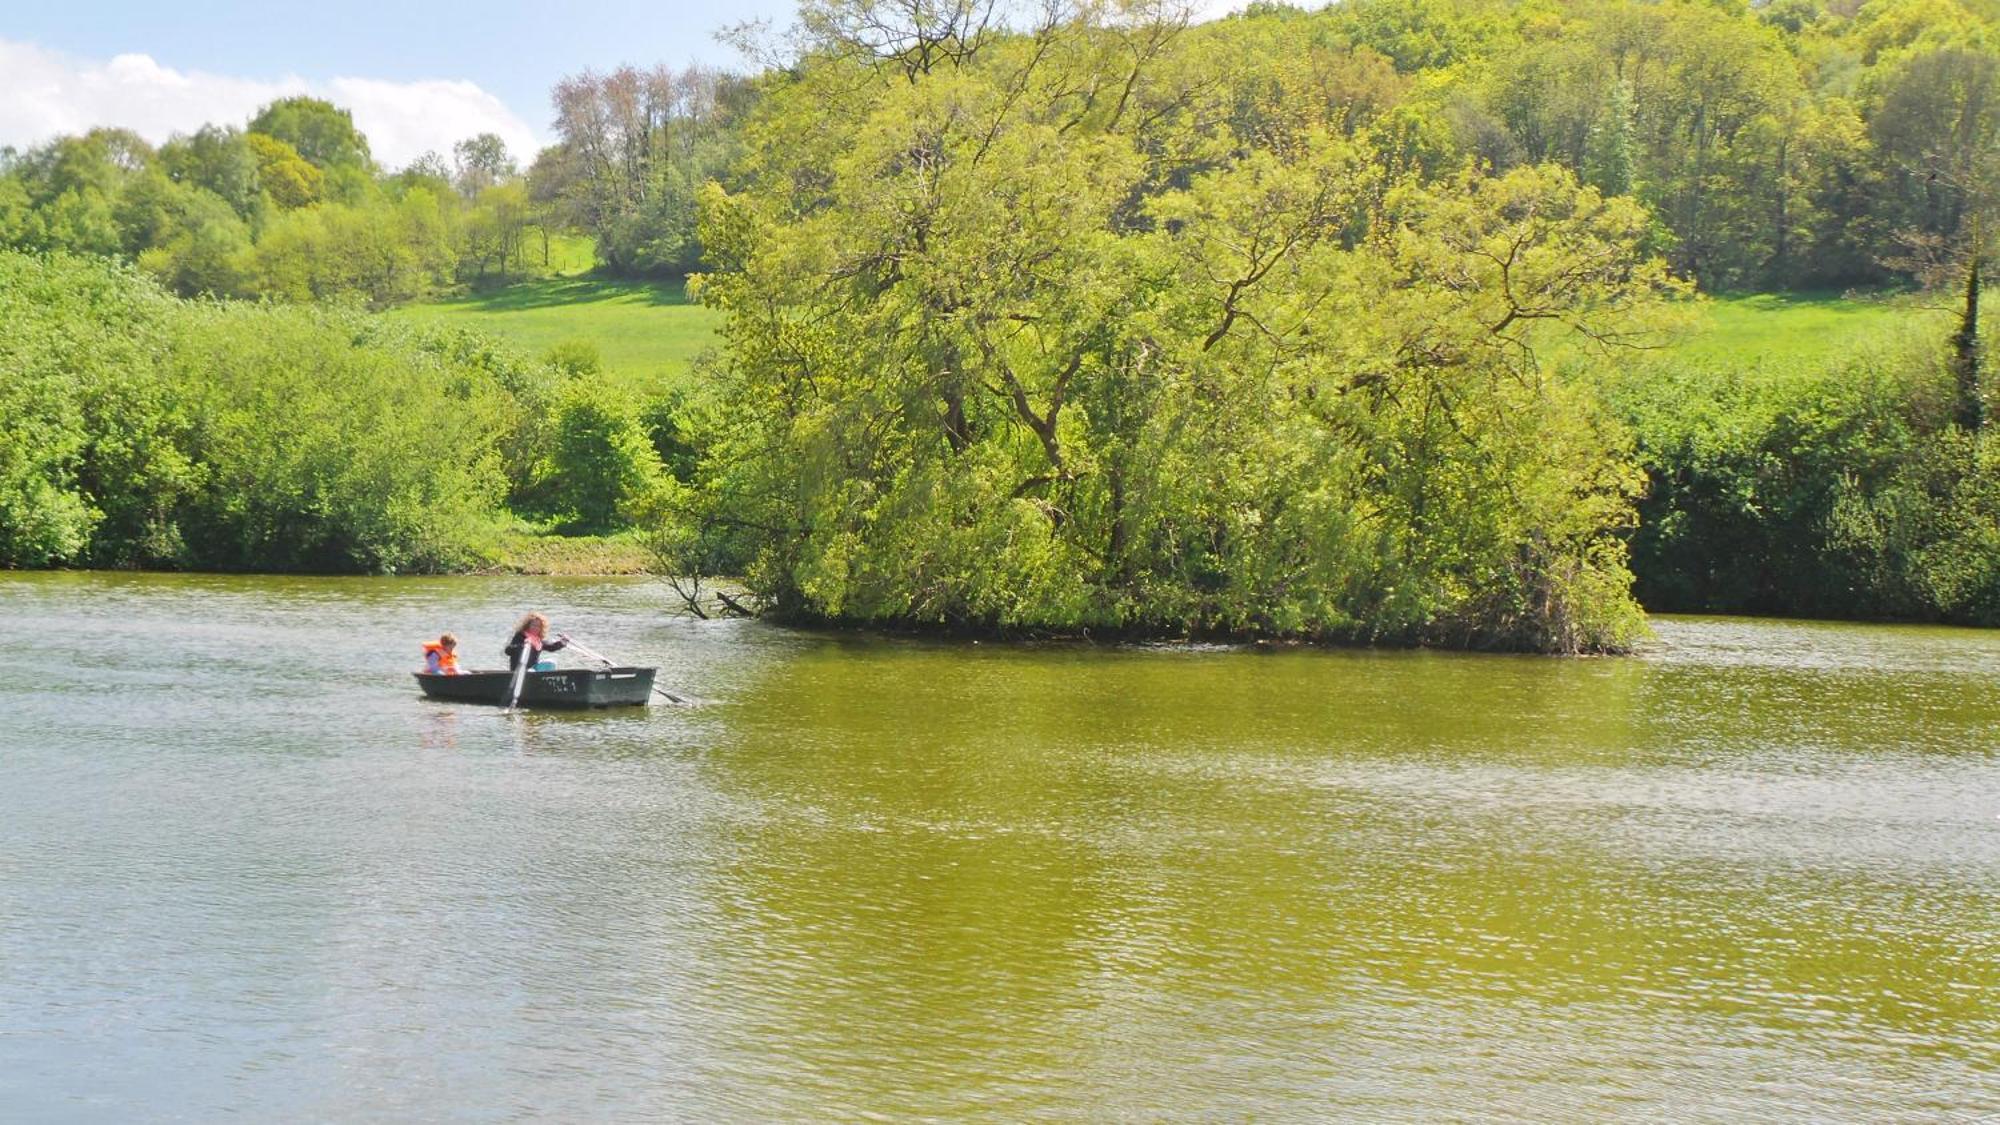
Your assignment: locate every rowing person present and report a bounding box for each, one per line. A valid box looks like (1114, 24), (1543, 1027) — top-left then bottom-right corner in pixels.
(505, 613), (570, 671)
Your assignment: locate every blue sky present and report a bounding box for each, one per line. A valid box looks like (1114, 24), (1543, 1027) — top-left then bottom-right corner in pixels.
(1, 1), (1247, 165)
(6, 0), (793, 125)
(0, 0), (797, 164)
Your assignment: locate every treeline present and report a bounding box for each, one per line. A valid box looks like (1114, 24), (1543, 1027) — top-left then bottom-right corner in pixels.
(650, 0), (2000, 650)
(0, 98), (558, 306)
(6, 0), (1998, 646)
(533, 66), (750, 275)
(0, 251), (688, 571)
(6, 0), (1996, 297)
(1294, 0), (2000, 290)
(525, 0), (2000, 292)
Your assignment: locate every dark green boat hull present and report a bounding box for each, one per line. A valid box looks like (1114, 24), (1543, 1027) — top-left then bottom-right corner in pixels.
(414, 667), (656, 708)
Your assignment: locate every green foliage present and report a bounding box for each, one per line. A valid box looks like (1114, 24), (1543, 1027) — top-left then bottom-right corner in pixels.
(542, 339), (603, 377)
(1613, 313), (2000, 624)
(638, 386), (701, 483)
(0, 101), (563, 305)
(248, 97), (372, 171)
(246, 132), (323, 209)
(688, 14), (1684, 651)
(535, 382), (665, 535)
(0, 252), (179, 565)
(158, 126), (262, 218)
(452, 133), (516, 198)
(170, 305), (515, 571)
(241, 188), (455, 305)
(541, 65), (748, 275)
(0, 251), (541, 572)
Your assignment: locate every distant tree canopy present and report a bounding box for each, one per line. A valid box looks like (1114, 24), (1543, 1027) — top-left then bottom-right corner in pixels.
(536, 64), (752, 275)
(247, 96), (372, 171)
(4, 1), (1996, 295)
(0, 100), (556, 304)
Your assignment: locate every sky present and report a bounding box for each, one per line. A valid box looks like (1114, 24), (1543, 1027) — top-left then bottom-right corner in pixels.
(1, 0), (1248, 169)
(2, 0), (812, 167)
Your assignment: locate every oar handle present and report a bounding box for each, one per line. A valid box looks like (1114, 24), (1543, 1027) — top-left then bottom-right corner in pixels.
(562, 637), (694, 705)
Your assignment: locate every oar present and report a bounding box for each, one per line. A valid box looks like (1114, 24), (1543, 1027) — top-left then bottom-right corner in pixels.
(563, 638), (694, 706)
(505, 646), (531, 712)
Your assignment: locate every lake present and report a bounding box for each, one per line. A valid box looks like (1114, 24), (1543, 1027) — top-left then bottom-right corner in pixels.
(2, 572), (1996, 1119)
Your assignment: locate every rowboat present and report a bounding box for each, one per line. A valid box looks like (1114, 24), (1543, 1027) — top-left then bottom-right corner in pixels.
(414, 666), (657, 708)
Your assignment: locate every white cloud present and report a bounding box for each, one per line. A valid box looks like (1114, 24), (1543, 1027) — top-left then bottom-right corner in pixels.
(0, 38), (541, 170)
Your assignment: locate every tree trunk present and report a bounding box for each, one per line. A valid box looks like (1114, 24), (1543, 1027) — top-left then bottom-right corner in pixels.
(1770, 137), (1790, 282)
(1952, 250), (1983, 432)
(943, 387), (970, 453)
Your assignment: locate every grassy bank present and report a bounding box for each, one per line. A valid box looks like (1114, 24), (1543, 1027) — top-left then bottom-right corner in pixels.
(486, 530), (657, 576)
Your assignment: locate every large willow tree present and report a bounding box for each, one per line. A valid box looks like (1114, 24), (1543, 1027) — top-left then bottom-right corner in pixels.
(687, 0), (1684, 652)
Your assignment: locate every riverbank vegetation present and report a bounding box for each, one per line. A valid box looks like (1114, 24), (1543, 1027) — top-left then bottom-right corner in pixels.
(1615, 313), (2000, 623)
(3, 0), (1997, 649)
(655, 0), (1997, 649)
(0, 251), (698, 574)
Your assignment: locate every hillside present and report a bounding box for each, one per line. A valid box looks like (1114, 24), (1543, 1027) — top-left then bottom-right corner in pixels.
(1668, 292), (1951, 370)
(400, 281), (1939, 389)
(387, 274), (722, 388)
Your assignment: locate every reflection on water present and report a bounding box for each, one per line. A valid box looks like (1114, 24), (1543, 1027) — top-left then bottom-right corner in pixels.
(1, 573), (1997, 1118)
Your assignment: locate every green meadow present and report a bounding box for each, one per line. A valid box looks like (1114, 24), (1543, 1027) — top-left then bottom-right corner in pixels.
(387, 272), (722, 389)
(1669, 291), (1950, 370)
(405, 279), (1937, 393)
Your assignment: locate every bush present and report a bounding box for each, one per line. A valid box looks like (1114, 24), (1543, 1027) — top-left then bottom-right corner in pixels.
(1614, 329), (2000, 625)
(0, 250), (538, 572)
(0, 252), (185, 566)
(169, 305), (518, 572)
(536, 382), (665, 535)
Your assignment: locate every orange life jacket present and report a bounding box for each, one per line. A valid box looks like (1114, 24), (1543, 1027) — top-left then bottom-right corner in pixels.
(422, 641), (461, 674)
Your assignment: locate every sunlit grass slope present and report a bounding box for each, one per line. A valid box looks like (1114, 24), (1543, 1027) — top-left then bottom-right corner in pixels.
(390, 273), (722, 389)
(400, 274), (1940, 398)
(1666, 292), (1950, 369)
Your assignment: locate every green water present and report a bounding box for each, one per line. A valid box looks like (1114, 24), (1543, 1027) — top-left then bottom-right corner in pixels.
(2, 572), (1996, 1119)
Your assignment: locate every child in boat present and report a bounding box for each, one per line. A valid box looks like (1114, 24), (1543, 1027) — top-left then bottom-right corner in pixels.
(422, 633), (463, 675)
(505, 613), (569, 671)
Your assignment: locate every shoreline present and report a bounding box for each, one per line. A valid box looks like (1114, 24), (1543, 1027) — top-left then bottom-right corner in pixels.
(7, 567), (1994, 649)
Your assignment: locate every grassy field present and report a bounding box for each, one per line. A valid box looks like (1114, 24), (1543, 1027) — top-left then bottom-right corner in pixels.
(390, 273), (722, 389)
(398, 267), (1949, 400)
(1662, 291), (1950, 369)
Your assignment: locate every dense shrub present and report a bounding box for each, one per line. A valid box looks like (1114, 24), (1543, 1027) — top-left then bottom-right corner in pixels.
(1614, 331), (2000, 625)
(168, 305), (519, 571)
(532, 381), (665, 535)
(0, 250), (539, 572)
(0, 252), (185, 565)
